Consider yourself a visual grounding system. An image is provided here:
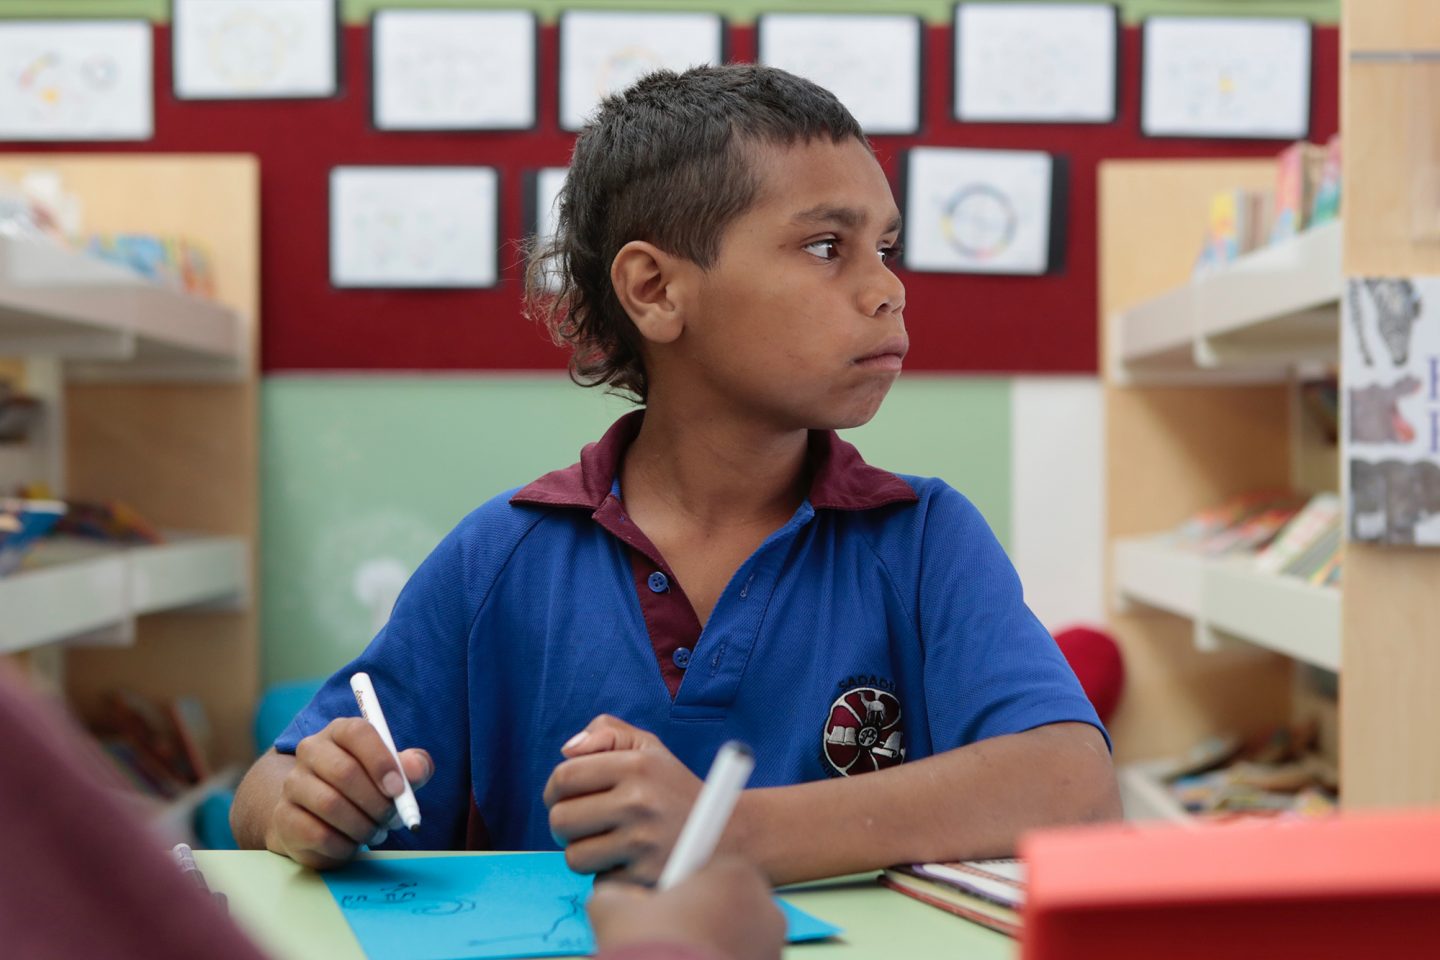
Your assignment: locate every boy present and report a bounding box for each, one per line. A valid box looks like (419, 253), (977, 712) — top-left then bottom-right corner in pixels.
(232, 64), (1120, 884)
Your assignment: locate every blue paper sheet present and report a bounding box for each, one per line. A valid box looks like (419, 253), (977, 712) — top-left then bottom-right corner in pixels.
(321, 853), (841, 960)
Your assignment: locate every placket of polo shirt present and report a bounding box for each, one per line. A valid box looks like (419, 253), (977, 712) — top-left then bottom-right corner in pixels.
(669, 500), (817, 721)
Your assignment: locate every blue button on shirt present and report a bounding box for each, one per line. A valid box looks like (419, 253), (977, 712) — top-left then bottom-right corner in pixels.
(647, 571), (669, 593)
(672, 646), (691, 669)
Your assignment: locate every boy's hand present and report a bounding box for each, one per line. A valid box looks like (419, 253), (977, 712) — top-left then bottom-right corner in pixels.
(266, 717), (433, 870)
(545, 715), (703, 884)
(587, 855), (784, 960)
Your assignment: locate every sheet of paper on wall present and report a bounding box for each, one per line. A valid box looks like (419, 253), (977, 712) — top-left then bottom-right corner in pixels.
(525, 167), (570, 293)
(902, 146), (1065, 275)
(329, 166), (499, 289)
(954, 2), (1118, 124)
(757, 13), (922, 135)
(0, 20), (152, 141)
(1141, 16), (1311, 140)
(1343, 276), (1440, 546)
(172, 0), (338, 100)
(321, 853), (842, 960)
(372, 9), (537, 131)
(557, 10), (726, 132)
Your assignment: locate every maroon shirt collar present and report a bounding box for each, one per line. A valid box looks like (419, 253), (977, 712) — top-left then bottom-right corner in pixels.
(511, 409), (918, 512)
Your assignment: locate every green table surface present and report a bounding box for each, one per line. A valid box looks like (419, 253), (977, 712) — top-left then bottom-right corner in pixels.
(195, 851), (1016, 960)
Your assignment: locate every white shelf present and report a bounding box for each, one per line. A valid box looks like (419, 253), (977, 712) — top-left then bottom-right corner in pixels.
(1114, 535), (1340, 673)
(1115, 220), (1342, 381)
(1118, 760), (1194, 825)
(0, 534), (248, 655)
(0, 235), (246, 381)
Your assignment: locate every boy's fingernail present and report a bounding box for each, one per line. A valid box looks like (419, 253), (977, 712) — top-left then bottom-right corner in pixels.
(563, 731), (588, 750)
(382, 772), (404, 797)
(371, 827), (389, 846)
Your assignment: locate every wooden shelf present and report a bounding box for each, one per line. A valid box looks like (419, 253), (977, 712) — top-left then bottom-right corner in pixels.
(0, 534), (248, 655)
(0, 235), (246, 381)
(1114, 536), (1341, 673)
(1115, 221), (1342, 381)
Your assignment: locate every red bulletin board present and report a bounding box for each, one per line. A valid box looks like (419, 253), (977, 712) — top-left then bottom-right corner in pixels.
(3, 23), (1337, 374)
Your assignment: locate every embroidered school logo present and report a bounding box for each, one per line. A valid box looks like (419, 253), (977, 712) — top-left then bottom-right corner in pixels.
(821, 685), (905, 777)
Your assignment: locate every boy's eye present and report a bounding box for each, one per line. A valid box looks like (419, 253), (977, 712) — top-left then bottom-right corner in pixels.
(804, 238), (840, 261)
(880, 243), (903, 265)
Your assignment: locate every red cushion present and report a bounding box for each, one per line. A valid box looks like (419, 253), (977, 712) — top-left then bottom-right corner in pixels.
(1052, 626), (1125, 725)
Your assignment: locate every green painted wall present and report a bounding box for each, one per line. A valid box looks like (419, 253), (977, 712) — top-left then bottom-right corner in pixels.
(261, 375), (1011, 683)
(0, 0), (1342, 24)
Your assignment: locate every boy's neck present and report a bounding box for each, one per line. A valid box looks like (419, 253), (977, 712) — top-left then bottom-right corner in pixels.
(621, 403), (810, 531)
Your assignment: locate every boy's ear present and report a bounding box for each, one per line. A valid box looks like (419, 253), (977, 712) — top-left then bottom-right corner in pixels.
(610, 241), (687, 344)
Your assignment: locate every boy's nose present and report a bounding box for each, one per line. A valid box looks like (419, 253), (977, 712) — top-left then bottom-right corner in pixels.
(863, 261), (906, 318)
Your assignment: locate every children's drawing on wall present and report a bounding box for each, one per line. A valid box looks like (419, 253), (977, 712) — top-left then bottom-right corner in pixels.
(1141, 16), (1311, 140)
(902, 147), (1065, 275)
(1344, 276), (1440, 545)
(525, 167), (570, 293)
(557, 11), (725, 131)
(172, 0), (337, 100)
(371, 10), (537, 131)
(0, 20), (152, 141)
(954, 2), (1117, 124)
(329, 166), (499, 288)
(757, 13), (921, 135)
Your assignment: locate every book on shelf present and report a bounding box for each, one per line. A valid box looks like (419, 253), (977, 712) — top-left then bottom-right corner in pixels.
(1309, 133), (1342, 226)
(1280, 524), (1343, 583)
(880, 859), (1025, 938)
(1270, 141), (1327, 244)
(94, 689), (214, 798)
(1253, 493), (1341, 575)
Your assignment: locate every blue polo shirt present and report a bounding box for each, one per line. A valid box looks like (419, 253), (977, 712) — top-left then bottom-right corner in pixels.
(275, 411), (1105, 852)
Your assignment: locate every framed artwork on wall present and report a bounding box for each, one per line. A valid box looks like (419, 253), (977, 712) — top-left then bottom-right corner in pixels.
(329, 166), (500, 289)
(558, 10), (726, 132)
(0, 19), (152, 141)
(173, 0), (339, 100)
(371, 9), (538, 132)
(902, 146), (1067, 276)
(523, 166), (569, 292)
(1141, 16), (1311, 140)
(954, 2), (1118, 124)
(757, 13), (922, 136)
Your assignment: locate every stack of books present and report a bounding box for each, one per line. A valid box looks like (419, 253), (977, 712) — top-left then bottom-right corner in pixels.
(95, 689), (213, 801)
(880, 859), (1025, 937)
(1253, 493), (1344, 587)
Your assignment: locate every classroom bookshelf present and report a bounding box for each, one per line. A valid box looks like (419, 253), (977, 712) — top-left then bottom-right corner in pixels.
(1103, 0), (1440, 816)
(0, 155), (259, 839)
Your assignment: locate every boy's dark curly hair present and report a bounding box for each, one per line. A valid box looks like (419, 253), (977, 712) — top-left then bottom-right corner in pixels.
(525, 63), (866, 403)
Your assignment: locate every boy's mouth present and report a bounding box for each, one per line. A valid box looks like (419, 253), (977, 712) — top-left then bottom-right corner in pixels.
(854, 336), (909, 370)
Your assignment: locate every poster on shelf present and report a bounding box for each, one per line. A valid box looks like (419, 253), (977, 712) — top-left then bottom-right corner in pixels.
(558, 10), (725, 132)
(330, 166), (500, 289)
(173, 0), (339, 100)
(524, 167), (569, 292)
(0, 20), (152, 141)
(901, 147), (1066, 275)
(1140, 16), (1311, 140)
(1343, 275), (1440, 546)
(954, 2), (1118, 124)
(757, 13), (922, 135)
(371, 9), (537, 131)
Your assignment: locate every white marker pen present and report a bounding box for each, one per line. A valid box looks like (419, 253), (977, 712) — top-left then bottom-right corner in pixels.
(657, 740), (755, 890)
(350, 672), (422, 832)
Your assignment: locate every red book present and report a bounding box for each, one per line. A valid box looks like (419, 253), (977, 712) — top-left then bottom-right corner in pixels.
(1020, 810), (1440, 960)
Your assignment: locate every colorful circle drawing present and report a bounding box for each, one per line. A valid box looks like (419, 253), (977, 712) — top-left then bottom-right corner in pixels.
(940, 184), (1018, 261)
(596, 46), (663, 99)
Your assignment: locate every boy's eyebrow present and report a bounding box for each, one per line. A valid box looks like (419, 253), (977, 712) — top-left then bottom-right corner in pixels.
(792, 205), (903, 235)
